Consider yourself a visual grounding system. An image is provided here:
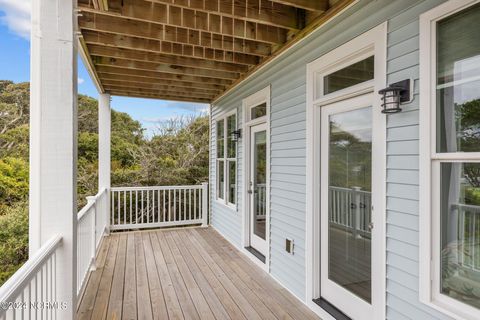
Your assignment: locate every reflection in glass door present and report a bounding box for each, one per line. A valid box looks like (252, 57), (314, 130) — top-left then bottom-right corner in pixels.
(249, 123), (268, 256)
(328, 106), (372, 302)
(320, 94), (375, 319)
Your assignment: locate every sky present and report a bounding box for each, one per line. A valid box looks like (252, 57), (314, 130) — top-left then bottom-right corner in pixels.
(0, 0), (209, 137)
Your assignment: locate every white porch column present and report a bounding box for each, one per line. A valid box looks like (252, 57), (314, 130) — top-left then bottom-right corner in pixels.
(29, 0), (78, 317)
(98, 93), (111, 233)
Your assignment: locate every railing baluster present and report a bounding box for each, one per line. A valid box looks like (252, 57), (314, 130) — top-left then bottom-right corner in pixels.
(174, 189), (177, 222)
(157, 189), (162, 222)
(146, 190), (149, 224)
(152, 189), (156, 223)
(130, 190), (132, 225)
(189, 189), (192, 221)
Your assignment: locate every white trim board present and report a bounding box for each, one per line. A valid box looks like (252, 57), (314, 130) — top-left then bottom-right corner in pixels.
(305, 22), (387, 320)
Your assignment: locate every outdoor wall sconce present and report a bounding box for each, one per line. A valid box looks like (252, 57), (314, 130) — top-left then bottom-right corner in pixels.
(230, 129), (242, 142)
(378, 79), (411, 114)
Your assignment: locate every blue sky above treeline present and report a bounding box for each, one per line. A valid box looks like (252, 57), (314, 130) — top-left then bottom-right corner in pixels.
(0, 0), (208, 137)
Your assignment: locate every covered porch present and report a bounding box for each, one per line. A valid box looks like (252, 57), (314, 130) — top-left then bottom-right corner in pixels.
(0, 0), (355, 319)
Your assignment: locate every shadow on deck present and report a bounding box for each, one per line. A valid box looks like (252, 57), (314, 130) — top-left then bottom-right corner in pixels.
(77, 227), (319, 320)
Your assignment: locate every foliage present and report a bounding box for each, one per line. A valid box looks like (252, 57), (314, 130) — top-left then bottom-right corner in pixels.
(0, 80), (210, 285)
(0, 201), (28, 285)
(0, 157), (29, 206)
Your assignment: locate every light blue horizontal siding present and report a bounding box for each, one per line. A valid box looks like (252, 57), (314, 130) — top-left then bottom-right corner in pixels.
(210, 0), (462, 318)
(385, 0), (453, 319)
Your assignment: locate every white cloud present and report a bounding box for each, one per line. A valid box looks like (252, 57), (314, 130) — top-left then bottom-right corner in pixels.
(0, 0), (31, 40)
(78, 77), (85, 85)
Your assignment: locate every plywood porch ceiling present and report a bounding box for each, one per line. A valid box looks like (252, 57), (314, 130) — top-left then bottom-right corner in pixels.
(78, 0), (351, 103)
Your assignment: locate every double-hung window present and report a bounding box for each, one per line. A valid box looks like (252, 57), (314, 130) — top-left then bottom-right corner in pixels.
(420, 1), (480, 318)
(216, 111), (237, 207)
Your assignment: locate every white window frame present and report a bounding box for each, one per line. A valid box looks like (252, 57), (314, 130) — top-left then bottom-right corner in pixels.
(215, 109), (238, 209)
(419, 1), (480, 319)
(305, 22), (387, 320)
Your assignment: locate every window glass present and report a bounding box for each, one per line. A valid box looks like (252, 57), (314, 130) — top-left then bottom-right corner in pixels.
(251, 102), (267, 120)
(217, 160), (224, 199)
(216, 120), (224, 158)
(228, 161), (236, 205)
(440, 162), (480, 309)
(436, 4), (480, 153)
(323, 56), (374, 95)
(227, 114), (236, 158)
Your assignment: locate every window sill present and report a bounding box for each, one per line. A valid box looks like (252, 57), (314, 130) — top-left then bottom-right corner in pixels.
(214, 199), (237, 212)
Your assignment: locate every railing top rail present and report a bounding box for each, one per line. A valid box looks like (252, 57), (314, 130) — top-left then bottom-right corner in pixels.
(111, 185), (205, 192)
(452, 203), (480, 212)
(77, 187), (108, 221)
(0, 235), (62, 303)
(329, 186), (371, 194)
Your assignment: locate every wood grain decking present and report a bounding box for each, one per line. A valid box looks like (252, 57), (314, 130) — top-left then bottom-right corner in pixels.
(77, 227), (320, 320)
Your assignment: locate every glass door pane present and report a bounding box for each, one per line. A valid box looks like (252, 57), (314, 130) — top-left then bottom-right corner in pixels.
(253, 130), (267, 240)
(328, 106), (372, 303)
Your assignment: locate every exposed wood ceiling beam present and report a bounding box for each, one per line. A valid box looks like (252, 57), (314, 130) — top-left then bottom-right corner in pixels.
(270, 0), (329, 11)
(95, 65), (234, 86)
(92, 56), (239, 80)
(98, 74), (227, 92)
(104, 86), (215, 99)
(87, 44), (249, 73)
(144, 0), (300, 30)
(78, 6), (287, 45)
(109, 91), (212, 103)
(82, 30), (260, 66)
(101, 80), (223, 94)
(78, 11), (272, 57)
(105, 86), (215, 100)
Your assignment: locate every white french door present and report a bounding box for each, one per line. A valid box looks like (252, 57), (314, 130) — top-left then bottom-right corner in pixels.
(320, 93), (382, 320)
(248, 122), (268, 256)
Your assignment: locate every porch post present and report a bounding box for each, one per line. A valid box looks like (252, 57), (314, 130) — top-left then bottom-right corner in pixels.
(29, 0), (78, 317)
(98, 93), (111, 233)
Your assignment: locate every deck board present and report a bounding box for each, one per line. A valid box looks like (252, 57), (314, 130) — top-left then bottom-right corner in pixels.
(77, 227), (321, 320)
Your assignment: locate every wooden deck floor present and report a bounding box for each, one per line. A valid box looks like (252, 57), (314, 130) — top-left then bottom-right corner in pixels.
(77, 227), (320, 320)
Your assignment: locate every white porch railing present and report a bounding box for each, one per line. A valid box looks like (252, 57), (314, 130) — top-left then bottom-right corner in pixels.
(329, 186), (372, 237)
(76, 188), (109, 297)
(454, 203), (480, 271)
(110, 183), (208, 230)
(0, 235), (62, 320)
(255, 183), (267, 219)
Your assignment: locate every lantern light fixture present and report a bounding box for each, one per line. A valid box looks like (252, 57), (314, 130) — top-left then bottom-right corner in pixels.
(230, 129), (242, 142)
(378, 79), (411, 114)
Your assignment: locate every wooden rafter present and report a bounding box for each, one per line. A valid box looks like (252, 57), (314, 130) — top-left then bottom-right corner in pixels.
(81, 30), (260, 66)
(78, 6), (287, 46)
(101, 80), (223, 94)
(270, 0), (329, 11)
(98, 74), (227, 92)
(144, 0), (301, 30)
(92, 56), (239, 80)
(95, 65), (234, 86)
(78, 11), (272, 57)
(103, 85), (216, 99)
(87, 44), (249, 73)
(107, 89), (213, 103)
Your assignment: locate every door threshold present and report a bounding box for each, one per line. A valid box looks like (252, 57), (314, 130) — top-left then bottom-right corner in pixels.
(312, 298), (351, 320)
(245, 246), (266, 263)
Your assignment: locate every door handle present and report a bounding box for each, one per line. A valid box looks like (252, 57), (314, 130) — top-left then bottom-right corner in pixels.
(247, 189), (253, 194)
